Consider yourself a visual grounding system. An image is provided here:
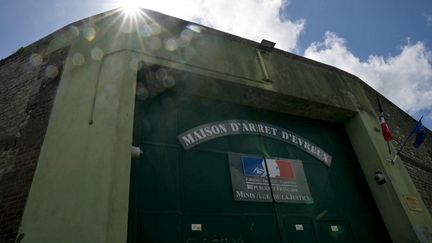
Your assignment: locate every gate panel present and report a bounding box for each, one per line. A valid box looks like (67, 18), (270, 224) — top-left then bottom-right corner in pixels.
(128, 90), (390, 242)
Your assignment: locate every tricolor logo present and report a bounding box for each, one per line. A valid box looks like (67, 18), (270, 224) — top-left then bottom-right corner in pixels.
(241, 156), (295, 180)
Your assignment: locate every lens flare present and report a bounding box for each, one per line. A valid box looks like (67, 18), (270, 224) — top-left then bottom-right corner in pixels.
(117, 0), (142, 16)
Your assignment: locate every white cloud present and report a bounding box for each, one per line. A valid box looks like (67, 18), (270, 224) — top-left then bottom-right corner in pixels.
(427, 14), (432, 25)
(305, 31), (432, 120)
(137, 0), (305, 51)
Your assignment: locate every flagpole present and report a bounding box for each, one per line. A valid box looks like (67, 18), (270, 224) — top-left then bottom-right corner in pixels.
(386, 142), (391, 155)
(392, 138), (409, 164)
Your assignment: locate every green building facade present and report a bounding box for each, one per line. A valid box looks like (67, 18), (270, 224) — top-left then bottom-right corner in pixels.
(1, 9), (432, 243)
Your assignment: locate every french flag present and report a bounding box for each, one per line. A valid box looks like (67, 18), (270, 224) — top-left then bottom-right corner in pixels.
(378, 98), (394, 141)
(242, 156), (295, 180)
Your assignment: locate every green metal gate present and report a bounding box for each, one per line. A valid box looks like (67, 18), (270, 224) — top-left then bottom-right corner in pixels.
(128, 85), (390, 242)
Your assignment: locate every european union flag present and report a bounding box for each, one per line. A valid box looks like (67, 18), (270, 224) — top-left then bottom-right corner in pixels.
(413, 120), (426, 149)
(392, 116), (426, 164)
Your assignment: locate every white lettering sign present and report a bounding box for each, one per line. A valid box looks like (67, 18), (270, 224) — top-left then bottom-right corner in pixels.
(178, 120), (332, 166)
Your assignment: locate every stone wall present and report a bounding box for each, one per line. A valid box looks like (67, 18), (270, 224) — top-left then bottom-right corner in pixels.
(0, 41), (68, 243)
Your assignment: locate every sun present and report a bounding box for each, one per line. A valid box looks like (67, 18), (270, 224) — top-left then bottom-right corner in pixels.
(117, 0), (142, 16)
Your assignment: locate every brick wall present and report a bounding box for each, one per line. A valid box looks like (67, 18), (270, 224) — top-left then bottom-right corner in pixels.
(0, 43), (68, 243)
(360, 81), (432, 213)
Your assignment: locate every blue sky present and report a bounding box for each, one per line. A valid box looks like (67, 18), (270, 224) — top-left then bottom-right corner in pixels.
(287, 0), (432, 60)
(1, 0), (432, 130)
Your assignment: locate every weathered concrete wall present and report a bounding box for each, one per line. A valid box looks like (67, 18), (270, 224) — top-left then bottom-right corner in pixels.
(18, 22), (136, 242)
(0, 40), (67, 242)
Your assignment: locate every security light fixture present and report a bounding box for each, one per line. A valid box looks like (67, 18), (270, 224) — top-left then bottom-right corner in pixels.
(256, 39), (275, 81)
(131, 146), (143, 159)
(257, 39), (276, 52)
(374, 171), (387, 185)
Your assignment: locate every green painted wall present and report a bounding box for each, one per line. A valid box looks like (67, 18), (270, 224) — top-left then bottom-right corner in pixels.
(18, 9), (432, 243)
(19, 26), (137, 242)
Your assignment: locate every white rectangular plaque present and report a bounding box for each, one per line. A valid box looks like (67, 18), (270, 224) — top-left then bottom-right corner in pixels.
(295, 224), (304, 231)
(191, 224), (202, 231)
